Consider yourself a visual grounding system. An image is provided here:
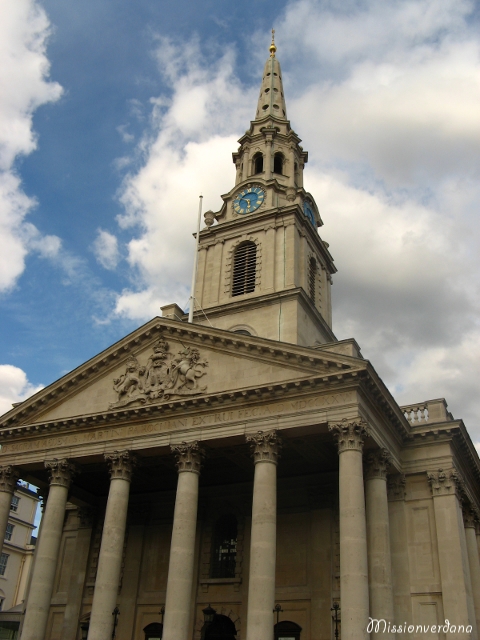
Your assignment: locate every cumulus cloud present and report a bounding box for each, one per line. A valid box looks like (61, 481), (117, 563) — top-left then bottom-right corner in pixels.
(92, 229), (120, 270)
(0, 0), (63, 293)
(113, 39), (254, 318)
(110, 0), (480, 439)
(0, 365), (43, 416)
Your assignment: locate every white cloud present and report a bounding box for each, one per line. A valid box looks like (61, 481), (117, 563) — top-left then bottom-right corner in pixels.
(93, 229), (120, 270)
(113, 38), (253, 318)
(110, 1), (480, 441)
(0, 365), (43, 416)
(0, 0), (63, 293)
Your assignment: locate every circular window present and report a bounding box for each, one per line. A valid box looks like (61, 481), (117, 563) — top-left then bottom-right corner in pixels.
(273, 104), (279, 110)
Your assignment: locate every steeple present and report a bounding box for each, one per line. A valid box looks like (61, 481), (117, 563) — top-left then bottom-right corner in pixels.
(255, 30), (287, 121)
(192, 36), (337, 347)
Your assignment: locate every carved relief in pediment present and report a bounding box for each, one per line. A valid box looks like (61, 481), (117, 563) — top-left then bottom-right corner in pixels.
(110, 338), (208, 409)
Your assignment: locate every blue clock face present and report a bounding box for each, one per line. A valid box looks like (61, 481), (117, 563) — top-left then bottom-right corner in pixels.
(303, 201), (316, 227)
(233, 186), (265, 214)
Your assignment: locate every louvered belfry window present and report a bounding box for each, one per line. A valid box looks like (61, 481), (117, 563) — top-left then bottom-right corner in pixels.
(232, 242), (257, 296)
(309, 257), (317, 302)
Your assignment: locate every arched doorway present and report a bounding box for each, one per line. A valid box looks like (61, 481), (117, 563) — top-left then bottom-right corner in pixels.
(274, 620), (302, 640)
(143, 621), (163, 639)
(203, 614), (237, 640)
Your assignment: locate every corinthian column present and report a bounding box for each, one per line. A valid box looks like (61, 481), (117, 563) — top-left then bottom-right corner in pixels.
(463, 507), (480, 634)
(21, 459), (77, 640)
(163, 441), (205, 640)
(365, 450), (395, 640)
(329, 418), (370, 640)
(87, 450), (136, 640)
(245, 430), (282, 640)
(0, 466), (19, 549)
(427, 468), (477, 637)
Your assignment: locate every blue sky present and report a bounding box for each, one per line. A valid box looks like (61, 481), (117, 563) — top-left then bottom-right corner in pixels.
(2, 0), (480, 445)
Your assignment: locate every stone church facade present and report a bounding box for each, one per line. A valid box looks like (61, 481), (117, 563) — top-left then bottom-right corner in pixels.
(0, 37), (479, 640)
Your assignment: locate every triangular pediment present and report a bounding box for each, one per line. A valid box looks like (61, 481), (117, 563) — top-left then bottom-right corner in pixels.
(0, 318), (366, 429)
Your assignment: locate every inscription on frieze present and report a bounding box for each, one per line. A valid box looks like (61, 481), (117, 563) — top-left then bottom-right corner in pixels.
(1, 392), (354, 455)
(111, 338), (208, 408)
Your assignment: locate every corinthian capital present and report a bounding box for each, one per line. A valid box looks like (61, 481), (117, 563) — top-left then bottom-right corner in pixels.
(365, 449), (392, 480)
(105, 450), (137, 481)
(463, 506), (479, 529)
(427, 468), (463, 498)
(246, 430), (282, 465)
(328, 418), (369, 453)
(171, 441), (205, 474)
(0, 466), (19, 493)
(387, 474), (406, 501)
(45, 459), (78, 488)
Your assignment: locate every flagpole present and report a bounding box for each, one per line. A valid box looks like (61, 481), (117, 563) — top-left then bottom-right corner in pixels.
(188, 195), (203, 323)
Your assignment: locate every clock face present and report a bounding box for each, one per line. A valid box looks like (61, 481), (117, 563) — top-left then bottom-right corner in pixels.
(233, 186), (265, 214)
(303, 201), (316, 227)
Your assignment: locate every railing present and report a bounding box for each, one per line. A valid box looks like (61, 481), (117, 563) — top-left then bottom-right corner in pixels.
(400, 398), (452, 425)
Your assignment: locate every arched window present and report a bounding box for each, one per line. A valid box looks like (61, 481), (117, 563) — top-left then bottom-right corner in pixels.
(294, 162), (298, 185)
(232, 242), (257, 297)
(308, 257), (317, 303)
(210, 514), (238, 578)
(253, 153), (263, 174)
(274, 152), (284, 175)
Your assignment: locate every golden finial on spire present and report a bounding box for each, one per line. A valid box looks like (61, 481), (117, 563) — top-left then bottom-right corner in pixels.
(269, 28), (277, 57)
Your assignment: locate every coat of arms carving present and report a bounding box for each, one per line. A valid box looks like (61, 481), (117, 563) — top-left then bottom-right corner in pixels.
(110, 339), (208, 408)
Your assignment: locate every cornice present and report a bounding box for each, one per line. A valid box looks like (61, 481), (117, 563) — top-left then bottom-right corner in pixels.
(190, 287), (336, 341)
(0, 368), (363, 441)
(358, 367), (411, 442)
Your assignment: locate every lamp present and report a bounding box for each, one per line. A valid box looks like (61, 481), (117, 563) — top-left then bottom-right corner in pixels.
(202, 605), (216, 624)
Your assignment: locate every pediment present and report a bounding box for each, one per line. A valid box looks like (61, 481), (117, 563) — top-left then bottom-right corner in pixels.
(0, 317), (365, 429)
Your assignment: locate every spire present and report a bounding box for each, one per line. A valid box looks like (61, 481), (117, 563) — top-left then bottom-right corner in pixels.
(255, 30), (287, 121)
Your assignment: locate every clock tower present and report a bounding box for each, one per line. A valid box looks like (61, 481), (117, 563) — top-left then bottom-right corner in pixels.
(193, 34), (336, 346)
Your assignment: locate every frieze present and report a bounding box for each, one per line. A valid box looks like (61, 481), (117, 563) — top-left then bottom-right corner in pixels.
(110, 338), (208, 408)
(0, 391), (354, 456)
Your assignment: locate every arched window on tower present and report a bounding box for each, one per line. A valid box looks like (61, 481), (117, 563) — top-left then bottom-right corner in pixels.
(232, 242), (257, 297)
(294, 162), (298, 186)
(274, 152), (284, 175)
(252, 153), (263, 174)
(210, 514), (238, 578)
(308, 257), (317, 303)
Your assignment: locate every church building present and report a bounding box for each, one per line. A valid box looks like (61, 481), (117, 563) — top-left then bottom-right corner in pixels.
(0, 36), (480, 640)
